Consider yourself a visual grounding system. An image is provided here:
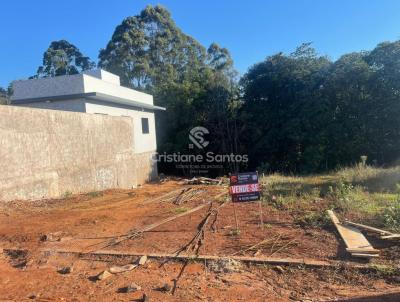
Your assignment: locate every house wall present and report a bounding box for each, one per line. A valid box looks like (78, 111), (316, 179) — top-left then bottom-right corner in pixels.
(0, 105), (156, 202)
(14, 99), (158, 154)
(84, 101), (157, 154)
(82, 74), (153, 105)
(15, 99), (87, 112)
(83, 70), (120, 85)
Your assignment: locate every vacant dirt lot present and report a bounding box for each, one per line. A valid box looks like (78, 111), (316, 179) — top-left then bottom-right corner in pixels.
(0, 180), (399, 301)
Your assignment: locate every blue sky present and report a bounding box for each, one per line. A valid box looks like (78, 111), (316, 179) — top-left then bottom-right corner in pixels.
(1, 0), (400, 88)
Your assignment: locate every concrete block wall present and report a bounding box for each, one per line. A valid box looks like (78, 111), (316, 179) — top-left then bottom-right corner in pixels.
(135, 151), (158, 185)
(0, 106), (156, 201)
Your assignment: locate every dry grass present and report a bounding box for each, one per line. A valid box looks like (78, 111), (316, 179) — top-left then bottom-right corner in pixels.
(260, 165), (400, 231)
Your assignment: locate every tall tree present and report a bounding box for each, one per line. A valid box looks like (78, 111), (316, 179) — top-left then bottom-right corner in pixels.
(0, 87), (7, 105)
(99, 5), (206, 91)
(240, 43), (331, 173)
(36, 40), (95, 78)
(99, 5), (240, 175)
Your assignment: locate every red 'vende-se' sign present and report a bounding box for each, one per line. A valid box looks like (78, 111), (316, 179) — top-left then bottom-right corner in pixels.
(229, 172), (260, 202)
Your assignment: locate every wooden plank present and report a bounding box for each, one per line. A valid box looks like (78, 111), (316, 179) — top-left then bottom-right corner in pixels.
(344, 220), (395, 236)
(381, 234), (400, 239)
(351, 253), (380, 259)
(327, 210), (379, 257)
(40, 248), (370, 269)
(346, 248), (380, 254)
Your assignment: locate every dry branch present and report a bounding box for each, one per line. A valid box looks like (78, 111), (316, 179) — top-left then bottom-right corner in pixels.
(88, 202), (211, 251)
(88, 191), (227, 251)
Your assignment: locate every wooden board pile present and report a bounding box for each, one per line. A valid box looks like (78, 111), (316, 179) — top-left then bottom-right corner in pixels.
(327, 210), (380, 259)
(180, 177), (223, 185)
(344, 220), (400, 240)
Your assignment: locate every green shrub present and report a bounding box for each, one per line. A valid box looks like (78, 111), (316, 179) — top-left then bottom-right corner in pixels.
(383, 202), (400, 232)
(63, 191), (72, 198)
(370, 264), (397, 277)
(295, 211), (330, 228)
(229, 229), (241, 236)
(328, 179), (354, 212)
(171, 207), (188, 214)
(86, 191), (103, 198)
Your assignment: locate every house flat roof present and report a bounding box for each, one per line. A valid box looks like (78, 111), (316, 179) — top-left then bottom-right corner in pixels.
(11, 70), (160, 110)
(10, 92), (166, 111)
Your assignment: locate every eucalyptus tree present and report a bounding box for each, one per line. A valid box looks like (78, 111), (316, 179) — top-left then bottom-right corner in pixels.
(36, 40), (95, 78)
(99, 5), (239, 175)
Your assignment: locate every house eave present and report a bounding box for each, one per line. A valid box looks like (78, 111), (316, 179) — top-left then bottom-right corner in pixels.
(10, 92), (166, 111)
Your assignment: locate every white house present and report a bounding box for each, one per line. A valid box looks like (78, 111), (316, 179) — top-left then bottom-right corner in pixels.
(10, 69), (165, 184)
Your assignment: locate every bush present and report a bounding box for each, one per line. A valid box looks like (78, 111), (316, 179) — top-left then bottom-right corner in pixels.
(328, 179), (354, 212)
(383, 202), (400, 232)
(294, 211), (330, 228)
(86, 191), (103, 198)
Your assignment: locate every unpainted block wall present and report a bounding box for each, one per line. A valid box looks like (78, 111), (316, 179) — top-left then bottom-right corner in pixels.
(0, 106), (154, 201)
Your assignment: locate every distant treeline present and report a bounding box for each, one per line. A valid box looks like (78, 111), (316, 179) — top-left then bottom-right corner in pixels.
(4, 5), (400, 174)
(240, 42), (400, 173)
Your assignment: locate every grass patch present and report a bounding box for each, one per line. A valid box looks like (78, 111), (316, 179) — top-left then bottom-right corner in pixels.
(171, 207), (188, 214)
(229, 229), (241, 236)
(370, 264), (397, 277)
(383, 202), (400, 232)
(294, 211), (330, 228)
(86, 191), (103, 198)
(260, 165), (400, 229)
(63, 191), (72, 198)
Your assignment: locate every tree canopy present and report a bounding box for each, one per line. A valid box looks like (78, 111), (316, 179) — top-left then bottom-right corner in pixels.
(240, 42), (400, 173)
(36, 40), (95, 78)
(98, 5), (206, 91)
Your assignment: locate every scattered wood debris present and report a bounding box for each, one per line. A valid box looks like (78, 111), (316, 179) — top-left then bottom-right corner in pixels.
(173, 199), (228, 257)
(344, 220), (400, 239)
(157, 283), (171, 292)
(87, 200), (216, 251)
(40, 231), (63, 242)
(327, 210), (379, 259)
(273, 266), (285, 274)
(167, 200), (228, 295)
(137, 255), (147, 265)
(140, 188), (188, 205)
(96, 270), (112, 280)
(109, 264), (137, 273)
(208, 258), (242, 273)
(142, 293), (150, 302)
(173, 188), (206, 205)
(57, 266), (73, 274)
(231, 234), (297, 257)
(118, 283), (141, 293)
(180, 177), (223, 185)
(42, 248), (370, 269)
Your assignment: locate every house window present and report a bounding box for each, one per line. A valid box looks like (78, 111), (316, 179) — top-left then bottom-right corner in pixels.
(141, 118), (149, 134)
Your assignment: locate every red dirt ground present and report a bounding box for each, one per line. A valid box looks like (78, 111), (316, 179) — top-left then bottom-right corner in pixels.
(0, 180), (399, 301)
